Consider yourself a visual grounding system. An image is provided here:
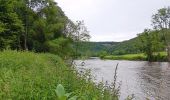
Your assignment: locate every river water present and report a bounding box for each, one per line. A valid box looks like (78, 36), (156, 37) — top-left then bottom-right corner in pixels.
(74, 58), (170, 100)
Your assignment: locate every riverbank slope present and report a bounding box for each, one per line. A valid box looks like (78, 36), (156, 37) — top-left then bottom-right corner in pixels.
(0, 50), (118, 99)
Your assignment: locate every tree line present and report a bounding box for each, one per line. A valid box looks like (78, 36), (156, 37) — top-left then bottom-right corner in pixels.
(138, 7), (170, 61)
(0, 0), (90, 58)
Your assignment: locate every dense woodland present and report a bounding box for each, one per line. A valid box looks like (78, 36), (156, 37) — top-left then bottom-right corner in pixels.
(0, 0), (90, 58)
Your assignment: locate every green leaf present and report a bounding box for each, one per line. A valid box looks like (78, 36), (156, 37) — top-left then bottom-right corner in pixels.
(60, 96), (67, 100)
(92, 97), (97, 100)
(56, 84), (65, 98)
(65, 92), (73, 98)
(68, 96), (78, 100)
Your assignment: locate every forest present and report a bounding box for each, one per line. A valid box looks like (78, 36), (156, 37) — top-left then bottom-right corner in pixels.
(0, 0), (90, 58)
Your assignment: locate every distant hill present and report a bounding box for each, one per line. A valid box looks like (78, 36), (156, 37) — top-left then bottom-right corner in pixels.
(77, 30), (170, 56)
(111, 37), (140, 55)
(76, 38), (139, 56)
(76, 41), (119, 56)
(87, 42), (119, 53)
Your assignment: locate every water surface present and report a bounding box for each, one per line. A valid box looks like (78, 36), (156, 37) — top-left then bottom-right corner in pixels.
(74, 58), (170, 100)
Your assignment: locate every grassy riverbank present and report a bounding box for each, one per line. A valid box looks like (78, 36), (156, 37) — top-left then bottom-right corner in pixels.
(0, 50), (118, 100)
(103, 52), (167, 61)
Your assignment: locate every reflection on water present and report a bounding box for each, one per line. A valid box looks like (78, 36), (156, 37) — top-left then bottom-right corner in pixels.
(74, 59), (170, 100)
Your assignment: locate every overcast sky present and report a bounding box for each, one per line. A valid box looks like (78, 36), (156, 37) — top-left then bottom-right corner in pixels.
(55, 0), (170, 42)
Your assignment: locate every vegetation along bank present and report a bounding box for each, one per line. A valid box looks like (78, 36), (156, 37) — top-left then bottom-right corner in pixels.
(0, 50), (119, 100)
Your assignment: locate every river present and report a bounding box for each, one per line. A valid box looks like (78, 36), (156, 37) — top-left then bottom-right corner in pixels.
(74, 58), (170, 100)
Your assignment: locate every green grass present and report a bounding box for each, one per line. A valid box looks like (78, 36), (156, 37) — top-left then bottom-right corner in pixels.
(104, 53), (146, 60)
(0, 50), (118, 100)
(159, 52), (167, 56)
(104, 52), (167, 61)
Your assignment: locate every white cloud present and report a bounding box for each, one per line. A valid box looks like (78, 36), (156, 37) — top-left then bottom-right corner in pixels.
(55, 0), (170, 41)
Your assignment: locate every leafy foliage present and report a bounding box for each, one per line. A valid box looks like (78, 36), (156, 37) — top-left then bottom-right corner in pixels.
(47, 37), (74, 58)
(0, 0), (23, 49)
(0, 0), (91, 60)
(152, 7), (170, 61)
(138, 29), (164, 61)
(55, 84), (78, 100)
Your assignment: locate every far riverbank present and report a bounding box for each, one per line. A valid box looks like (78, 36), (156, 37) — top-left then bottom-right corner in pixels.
(102, 52), (167, 62)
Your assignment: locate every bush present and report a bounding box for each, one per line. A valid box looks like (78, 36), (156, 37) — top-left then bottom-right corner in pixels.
(47, 37), (74, 58)
(99, 51), (108, 59)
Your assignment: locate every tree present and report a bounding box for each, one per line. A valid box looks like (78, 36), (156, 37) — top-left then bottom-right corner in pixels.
(138, 29), (163, 61)
(14, 0), (35, 50)
(32, 0), (68, 52)
(0, 0), (24, 50)
(63, 19), (76, 38)
(152, 7), (170, 61)
(14, 0), (69, 52)
(69, 20), (90, 41)
(0, 0), (88, 59)
(47, 37), (73, 58)
(71, 21), (91, 58)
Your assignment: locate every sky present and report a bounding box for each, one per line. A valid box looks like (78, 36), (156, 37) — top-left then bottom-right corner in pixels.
(55, 0), (170, 42)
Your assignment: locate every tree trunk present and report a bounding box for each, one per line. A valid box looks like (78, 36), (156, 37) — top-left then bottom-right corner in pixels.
(24, 34), (28, 50)
(24, 3), (28, 51)
(168, 45), (170, 62)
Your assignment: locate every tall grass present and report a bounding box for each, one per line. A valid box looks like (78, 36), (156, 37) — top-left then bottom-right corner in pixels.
(104, 52), (167, 61)
(104, 53), (146, 61)
(0, 50), (118, 99)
